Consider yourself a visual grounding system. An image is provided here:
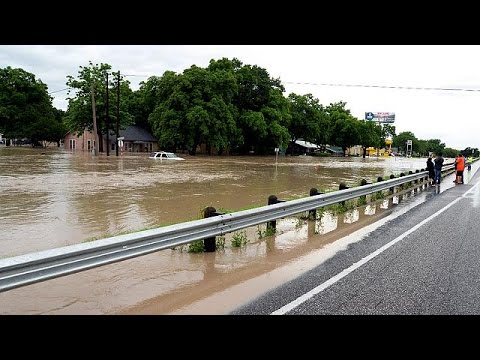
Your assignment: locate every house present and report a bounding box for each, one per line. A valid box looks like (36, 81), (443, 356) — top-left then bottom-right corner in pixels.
(287, 139), (321, 155)
(64, 129), (97, 151)
(64, 126), (158, 153)
(325, 145), (345, 156)
(109, 126), (158, 153)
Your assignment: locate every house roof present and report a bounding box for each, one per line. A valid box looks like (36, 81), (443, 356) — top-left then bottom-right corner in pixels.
(325, 145), (344, 153)
(294, 140), (320, 149)
(108, 126), (157, 142)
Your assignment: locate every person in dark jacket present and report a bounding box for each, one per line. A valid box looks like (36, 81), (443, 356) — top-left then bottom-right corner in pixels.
(426, 156), (435, 186)
(434, 153), (444, 184)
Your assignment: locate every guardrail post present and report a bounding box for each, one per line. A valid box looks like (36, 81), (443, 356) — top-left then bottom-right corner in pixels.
(339, 182), (349, 206)
(389, 174), (395, 193)
(408, 171), (413, 187)
(414, 170), (420, 188)
(359, 179), (369, 203)
(267, 195), (285, 231)
(203, 207), (224, 252)
(309, 188), (323, 218)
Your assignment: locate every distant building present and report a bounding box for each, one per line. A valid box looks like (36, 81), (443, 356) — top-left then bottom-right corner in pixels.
(325, 145), (345, 156)
(287, 139), (321, 155)
(109, 126), (158, 153)
(64, 126), (158, 153)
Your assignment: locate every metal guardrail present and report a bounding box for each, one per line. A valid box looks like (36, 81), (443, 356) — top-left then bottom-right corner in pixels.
(0, 164), (455, 293)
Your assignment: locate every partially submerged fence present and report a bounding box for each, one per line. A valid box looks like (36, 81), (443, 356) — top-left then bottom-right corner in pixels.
(0, 163), (456, 293)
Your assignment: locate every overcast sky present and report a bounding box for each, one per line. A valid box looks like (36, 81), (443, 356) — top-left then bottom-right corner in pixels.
(1, 45), (479, 150)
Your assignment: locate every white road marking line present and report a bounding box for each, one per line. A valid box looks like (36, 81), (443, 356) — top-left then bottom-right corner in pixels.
(271, 179), (480, 315)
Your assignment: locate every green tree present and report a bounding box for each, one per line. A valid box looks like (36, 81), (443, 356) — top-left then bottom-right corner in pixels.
(261, 88), (291, 151)
(233, 60), (287, 154)
(443, 147), (459, 158)
(392, 131), (418, 155)
(382, 124), (396, 138)
(27, 108), (66, 146)
(65, 62), (133, 152)
(131, 73), (178, 132)
(325, 102), (360, 155)
(358, 120), (382, 158)
(149, 62), (239, 155)
(287, 93), (327, 144)
(0, 66), (57, 144)
(422, 139), (445, 156)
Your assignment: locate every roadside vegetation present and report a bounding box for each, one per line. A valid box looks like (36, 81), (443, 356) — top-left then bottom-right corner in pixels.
(1, 60), (476, 158)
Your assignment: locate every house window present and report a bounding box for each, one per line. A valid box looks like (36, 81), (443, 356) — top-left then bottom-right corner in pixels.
(111, 143), (115, 150)
(87, 140), (91, 150)
(69, 139), (76, 149)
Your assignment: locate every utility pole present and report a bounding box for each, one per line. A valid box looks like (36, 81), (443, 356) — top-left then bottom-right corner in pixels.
(106, 72), (110, 156)
(91, 82), (98, 156)
(116, 71), (120, 157)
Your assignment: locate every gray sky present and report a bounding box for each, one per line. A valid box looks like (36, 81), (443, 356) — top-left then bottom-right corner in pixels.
(1, 45), (479, 150)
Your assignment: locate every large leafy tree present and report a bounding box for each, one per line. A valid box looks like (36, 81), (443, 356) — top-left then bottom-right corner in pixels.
(287, 93), (327, 145)
(0, 66), (57, 144)
(392, 131), (418, 155)
(233, 60), (288, 154)
(460, 146), (478, 158)
(65, 61), (133, 152)
(129, 74), (176, 131)
(27, 108), (66, 146)
(358, 120), (383, 158)
(382, 124), (396, 139)
(422, 139), (445, 156)
(149, 58), (290, 155)
(261, 88), (291, 151)
(149, 62), (239, 155)
(325, 102), (360, 155)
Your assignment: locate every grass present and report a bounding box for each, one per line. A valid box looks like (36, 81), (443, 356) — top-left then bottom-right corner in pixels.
(231, 231), (249, 247)
(257, 225), (276, 239)
(216, 236), (225, 250)
(188, 240), (204, 253)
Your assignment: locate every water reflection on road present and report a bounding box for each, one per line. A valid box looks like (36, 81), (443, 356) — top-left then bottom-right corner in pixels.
(0, 146), (452, 314)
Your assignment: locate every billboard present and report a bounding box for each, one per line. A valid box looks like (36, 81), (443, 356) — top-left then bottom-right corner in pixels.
(365, 112), (395, 124)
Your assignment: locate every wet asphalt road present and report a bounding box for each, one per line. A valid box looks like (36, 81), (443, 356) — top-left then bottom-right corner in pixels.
(232, 165), (480, 315)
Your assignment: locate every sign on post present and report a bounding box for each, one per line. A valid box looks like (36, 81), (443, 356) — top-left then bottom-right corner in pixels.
(365, 112), (395, 123)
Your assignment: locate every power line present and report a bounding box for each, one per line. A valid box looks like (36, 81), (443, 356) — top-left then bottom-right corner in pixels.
(283, 81), (480, 93)
(48, 87), (71, 94)
(123, 74), (150, 77)
(48, 76), (480, 96)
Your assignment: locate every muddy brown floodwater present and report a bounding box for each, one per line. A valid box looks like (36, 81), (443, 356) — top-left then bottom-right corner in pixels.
(0, 147), (447, 314)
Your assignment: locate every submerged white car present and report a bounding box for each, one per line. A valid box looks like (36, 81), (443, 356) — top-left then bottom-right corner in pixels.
(149, 151), (185, 160)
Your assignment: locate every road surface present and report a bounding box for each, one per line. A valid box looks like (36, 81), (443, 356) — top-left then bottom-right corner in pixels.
(232, 167), (480, 315)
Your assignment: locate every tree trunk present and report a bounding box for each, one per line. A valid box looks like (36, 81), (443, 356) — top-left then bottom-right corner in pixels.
(91, 83), (99, 156)
(363, 146), (366, 158)
(97, 129), (104, 153)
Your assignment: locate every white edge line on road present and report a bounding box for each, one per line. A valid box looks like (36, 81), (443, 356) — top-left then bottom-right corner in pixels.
(271, 178), (480, 315)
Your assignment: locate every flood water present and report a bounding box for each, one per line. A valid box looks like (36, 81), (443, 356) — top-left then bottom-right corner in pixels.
(0, 146), (447, 314)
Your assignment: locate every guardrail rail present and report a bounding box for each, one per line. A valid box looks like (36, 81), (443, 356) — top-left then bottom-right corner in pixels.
(0, 163), (456, 293)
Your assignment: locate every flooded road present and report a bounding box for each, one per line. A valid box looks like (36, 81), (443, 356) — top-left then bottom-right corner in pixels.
(0, 146), (446, 314)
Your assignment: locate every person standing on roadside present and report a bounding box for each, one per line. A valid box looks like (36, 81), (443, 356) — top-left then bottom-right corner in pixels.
(455, 153), (465, 184)
(426, 156), (435, 186)
(434, 153), (444, 184)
